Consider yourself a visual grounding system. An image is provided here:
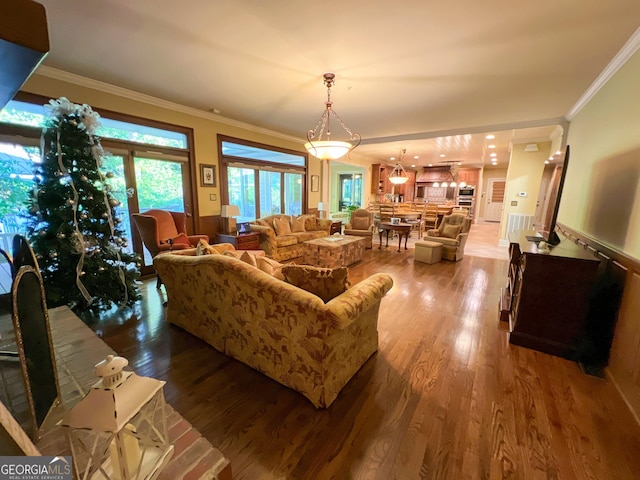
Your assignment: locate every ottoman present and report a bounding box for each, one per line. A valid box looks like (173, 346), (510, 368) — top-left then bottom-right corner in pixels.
(414, 240), (442, 264)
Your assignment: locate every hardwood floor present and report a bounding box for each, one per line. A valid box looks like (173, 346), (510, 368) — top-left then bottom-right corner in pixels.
(84, 224), (640, 479)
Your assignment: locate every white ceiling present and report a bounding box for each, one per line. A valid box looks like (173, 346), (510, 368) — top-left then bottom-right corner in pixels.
(36, 0), (640, 169)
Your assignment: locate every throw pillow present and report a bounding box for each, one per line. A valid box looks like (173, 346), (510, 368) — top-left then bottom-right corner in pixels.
(351, 217), (369, 230)
(442, 224), (462, 239)
(281, 265), (350, 303)
(273, 217), (292, 236)
(291, 216), (306, 233)
(255, 256), (284, 279)
(298, 214), (317, 231)
(255, 218), (269, 227)
(171, 233), (192, 248)
(239, 251), (257, 267)
(196, 239), (213, 255)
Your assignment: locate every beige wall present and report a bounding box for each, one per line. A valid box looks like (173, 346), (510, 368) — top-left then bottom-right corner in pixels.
(562, 49), (640, 260)
(21, 72), (313, 218)
(499, 142), (551, 239)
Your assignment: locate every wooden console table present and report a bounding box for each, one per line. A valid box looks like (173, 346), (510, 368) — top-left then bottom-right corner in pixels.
(378, 222), (412, 252)
(499, 230), (599, 359)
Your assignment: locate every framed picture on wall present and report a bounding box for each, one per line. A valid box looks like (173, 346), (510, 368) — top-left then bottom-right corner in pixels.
(200, 164), (217, 187)
(311, 175), (319, 192)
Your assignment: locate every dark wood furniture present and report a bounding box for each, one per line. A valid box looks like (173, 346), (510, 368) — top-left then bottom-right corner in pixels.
(329, 221), (342, 235)
(215, 232), (260, 250)
(500, 230), (599, 359)
(378, 222), (412, 252)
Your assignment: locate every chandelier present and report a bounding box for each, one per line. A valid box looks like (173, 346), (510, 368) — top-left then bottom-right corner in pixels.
(305, 73), (361, 160)
(388, 149), (409, 184)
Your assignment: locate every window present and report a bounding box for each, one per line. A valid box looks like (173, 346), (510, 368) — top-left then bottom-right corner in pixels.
(0, 100), (188, 148)
(220, 136), (307, 220)
(0, 95), (196, 276)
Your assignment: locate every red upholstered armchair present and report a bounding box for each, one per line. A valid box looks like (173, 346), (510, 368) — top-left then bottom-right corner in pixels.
(132, 209), (209, 286)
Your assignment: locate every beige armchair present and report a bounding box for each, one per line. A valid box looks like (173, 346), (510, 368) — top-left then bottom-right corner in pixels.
(422, 213), (471, 261)
(344, 208), (374, 248)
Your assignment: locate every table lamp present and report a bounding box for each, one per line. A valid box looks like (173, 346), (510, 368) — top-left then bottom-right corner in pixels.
(221, 204), (240, 233)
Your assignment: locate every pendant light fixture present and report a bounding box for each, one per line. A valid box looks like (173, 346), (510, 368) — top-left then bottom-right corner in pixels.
(305, 73), (361, 160)
(388, 149), (409, 184)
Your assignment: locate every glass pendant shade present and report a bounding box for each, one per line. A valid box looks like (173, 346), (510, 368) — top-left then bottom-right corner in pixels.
(304, 140), (353, 160)
(305, 73), (360, 161)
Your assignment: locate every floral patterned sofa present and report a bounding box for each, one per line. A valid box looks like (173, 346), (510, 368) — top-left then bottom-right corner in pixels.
(249, 214), (332, 261)
(153, 249), (393, 408)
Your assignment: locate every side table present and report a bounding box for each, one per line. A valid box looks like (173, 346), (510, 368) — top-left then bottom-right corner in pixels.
(330, 221), (342, 235)
(215, 232), (260, 250)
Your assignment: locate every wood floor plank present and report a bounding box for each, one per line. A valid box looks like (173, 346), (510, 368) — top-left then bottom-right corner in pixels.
(4, 224), (639, 479)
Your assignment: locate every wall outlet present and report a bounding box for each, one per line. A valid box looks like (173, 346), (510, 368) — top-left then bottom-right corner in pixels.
(511, 200), (518, 206)
(209, 194), (217, 201)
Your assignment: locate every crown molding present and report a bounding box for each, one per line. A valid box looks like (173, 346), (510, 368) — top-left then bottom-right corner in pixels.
(566, 27), (640, 121)
(34, 66), (304, 144)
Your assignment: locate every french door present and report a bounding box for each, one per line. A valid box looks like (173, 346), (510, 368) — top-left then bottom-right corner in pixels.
(102, 147), (194, 275)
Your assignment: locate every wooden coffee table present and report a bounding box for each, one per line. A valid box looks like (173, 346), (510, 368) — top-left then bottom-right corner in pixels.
(378, 222), (412, 252)
(302, 235), (365, 268)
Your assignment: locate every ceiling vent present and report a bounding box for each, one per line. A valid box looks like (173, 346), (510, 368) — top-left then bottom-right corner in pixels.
(524, 143), (539, 152)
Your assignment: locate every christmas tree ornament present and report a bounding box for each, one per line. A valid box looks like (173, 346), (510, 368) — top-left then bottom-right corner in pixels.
(109, 198), (121, 207)
(26, 97), (141, 313)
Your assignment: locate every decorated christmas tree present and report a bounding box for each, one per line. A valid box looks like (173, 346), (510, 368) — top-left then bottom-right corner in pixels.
(25, 97), (141, 313)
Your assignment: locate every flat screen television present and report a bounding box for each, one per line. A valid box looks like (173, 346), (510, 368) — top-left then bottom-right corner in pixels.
(537, 145), (570, 246)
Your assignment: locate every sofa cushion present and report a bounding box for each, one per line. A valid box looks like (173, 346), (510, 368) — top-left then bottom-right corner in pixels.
(255, 218), (269, 227)
(273, 217), (292, 236)
(239, 251), (257, 267)
(255, 256), (284, 280)
(275, 235), (298, 247)
(196, 239), (237, 256)
(291, 216), (306, 233)
(351, 217), (369, 230)
(442, 224), (462, 239)
(298, 214), (317, 231)
(281, 265), (350, 303)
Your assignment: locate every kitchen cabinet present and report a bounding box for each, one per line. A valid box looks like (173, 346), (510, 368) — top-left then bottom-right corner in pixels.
(371, 163), (389, 194)
(457, 168), (479, 186)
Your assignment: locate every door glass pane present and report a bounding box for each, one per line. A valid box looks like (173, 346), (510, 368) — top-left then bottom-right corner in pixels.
(284, 173), (302, 216)
(228, 166), (256, 223)
(259, 171), (281, 217)
(0, 141), (39, 291)
(134, 157), (186, 266)
(101, 155), (132, 253)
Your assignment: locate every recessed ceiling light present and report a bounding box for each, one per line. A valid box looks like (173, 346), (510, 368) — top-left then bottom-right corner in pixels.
(440, 154), (446, 158)
(411, 164), (416, 168)
(544, 160), (549, 164)
(390, 157), (395, 161)
(413, 155), (419, 159)
(457, 162), (462, 165)
(428, 163), (432, 167)
(548, 156), (554, 160)
(490, 153), (497, 157)
(488, 144), (496, 149)
(485, 134), (495, 140)
(491, 161), (498, 165)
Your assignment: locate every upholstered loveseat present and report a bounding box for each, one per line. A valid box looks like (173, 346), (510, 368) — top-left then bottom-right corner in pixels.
(249, 214), (332, 261)
(153, 249), (393, 408)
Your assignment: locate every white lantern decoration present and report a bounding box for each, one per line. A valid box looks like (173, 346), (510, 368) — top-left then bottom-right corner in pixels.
(58, 355), (173, 480)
